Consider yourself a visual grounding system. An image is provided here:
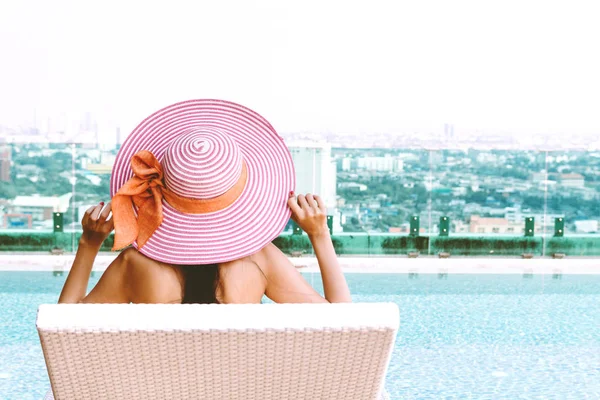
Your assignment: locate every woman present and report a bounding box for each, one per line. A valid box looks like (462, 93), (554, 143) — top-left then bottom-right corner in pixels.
(58, 194), (350, 304)
(58, 99), (350, 305)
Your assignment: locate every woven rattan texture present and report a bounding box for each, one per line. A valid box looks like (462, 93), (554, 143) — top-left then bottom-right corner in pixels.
(40, 326), (395, 400)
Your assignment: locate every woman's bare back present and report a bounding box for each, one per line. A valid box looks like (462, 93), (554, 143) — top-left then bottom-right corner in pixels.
(112, 248), (268, 304)
(79, 242), (331, 305)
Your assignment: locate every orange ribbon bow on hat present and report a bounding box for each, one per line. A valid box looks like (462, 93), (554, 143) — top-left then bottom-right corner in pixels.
(111, 150), (247, 251)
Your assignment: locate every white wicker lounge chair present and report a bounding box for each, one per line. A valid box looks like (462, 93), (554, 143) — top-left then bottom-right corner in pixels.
(37, 303), (398, 400)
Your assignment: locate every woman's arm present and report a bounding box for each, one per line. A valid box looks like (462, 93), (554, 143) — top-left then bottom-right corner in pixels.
(58, 202), (114, 303)
(259, 193), (351, 304)
(288, 194), (351, 303)
(258, 243), (329, 303)
(58, 199), (182, 304)
(80, 248), (182, 304)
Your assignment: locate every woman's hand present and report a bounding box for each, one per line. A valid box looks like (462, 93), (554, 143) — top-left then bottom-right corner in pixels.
(286, 193), (351, 303)
(80, 202), (114, 248)
(287, 193), (329, 238)
(60, 202), (114, 303)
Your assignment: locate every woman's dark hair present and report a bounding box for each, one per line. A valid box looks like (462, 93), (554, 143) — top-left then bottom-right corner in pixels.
(180, 264), (220, 304)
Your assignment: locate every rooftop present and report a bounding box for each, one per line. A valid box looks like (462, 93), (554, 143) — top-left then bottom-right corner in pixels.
(11, 194), (72, 210)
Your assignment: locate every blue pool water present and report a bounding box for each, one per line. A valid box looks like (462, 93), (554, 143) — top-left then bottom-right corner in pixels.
(1, 272), (600, 399)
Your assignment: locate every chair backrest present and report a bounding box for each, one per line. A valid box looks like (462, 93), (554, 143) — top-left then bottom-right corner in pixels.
(37, 303), (399, 400)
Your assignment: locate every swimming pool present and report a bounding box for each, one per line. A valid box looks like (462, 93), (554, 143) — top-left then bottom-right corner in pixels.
(1, 272), (600, 399)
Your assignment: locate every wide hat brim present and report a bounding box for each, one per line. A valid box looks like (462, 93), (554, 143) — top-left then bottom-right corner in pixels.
(110, 99), (295, 265)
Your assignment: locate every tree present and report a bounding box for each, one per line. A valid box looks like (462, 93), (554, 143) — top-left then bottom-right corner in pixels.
(0, 181), (17, 199)
(522, 195), (545, 210)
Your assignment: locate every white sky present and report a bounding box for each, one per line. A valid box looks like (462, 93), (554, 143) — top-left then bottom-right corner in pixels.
(1, 0), (599, 136)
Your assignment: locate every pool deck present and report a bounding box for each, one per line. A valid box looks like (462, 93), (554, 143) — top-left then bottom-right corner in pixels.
(1, 254), (600, 274)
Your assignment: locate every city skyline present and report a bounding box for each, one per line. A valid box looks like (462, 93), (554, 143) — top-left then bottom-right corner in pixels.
(4, 140), (600, 236)
(2, 112), (599, 151)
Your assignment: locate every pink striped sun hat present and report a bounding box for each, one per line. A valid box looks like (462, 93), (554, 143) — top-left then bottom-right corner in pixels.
(110, 99), (295, 265)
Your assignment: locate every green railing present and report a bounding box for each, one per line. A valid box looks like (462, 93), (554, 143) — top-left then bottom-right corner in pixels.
(2, 231), (600, 257)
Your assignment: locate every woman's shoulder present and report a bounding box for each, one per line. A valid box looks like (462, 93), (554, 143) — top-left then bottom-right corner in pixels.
(120, 248), (184, 303)
(251, 242), (288, 273)
(219, 254), (266, 278)
(218, 255), (267, 303)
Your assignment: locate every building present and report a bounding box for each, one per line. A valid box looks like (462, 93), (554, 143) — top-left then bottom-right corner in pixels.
(477, 152), (499, 164)
(504, 207), (520, 223)
(85, 163), (113, 175)
(470, 213), (564, 234)
(469, 215), (523, 234)
(2, 213), (33, 229)
(287, 141), (336, 208)
(452, 187), (468, 196)
(5, 193), (72, 228)
(453, 220), (469, 234)
(0, 146), (10, 182)
(82, 152), (116, 175)
(560, 173), (585, 188)
(338, 182), (368, 193)
(530, 171), (548, 182)
(574, 220), (598, 233)
(469, 214), (560, 235)
(537, 179), (557, 190)
(356, 155), (403, 172)
(340, 157), (353, 171)
(287, 141), (340, 232)
(463, 203), (484, 214)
